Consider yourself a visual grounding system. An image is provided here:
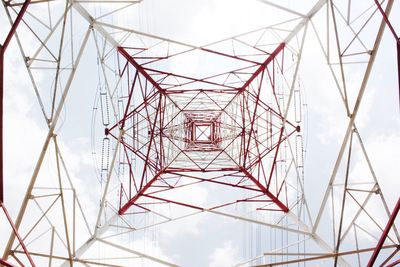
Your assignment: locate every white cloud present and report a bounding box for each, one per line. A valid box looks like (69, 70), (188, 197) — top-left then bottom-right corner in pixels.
(2, 2), (399, 267)
(209, 241), (241, 267)
(365, 134), (400, 208)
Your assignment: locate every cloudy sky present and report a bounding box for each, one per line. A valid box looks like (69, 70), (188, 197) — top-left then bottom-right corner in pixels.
(1, 0), (399, 266)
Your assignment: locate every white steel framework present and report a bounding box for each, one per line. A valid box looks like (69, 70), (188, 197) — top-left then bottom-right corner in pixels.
(0, 0), (399, 266)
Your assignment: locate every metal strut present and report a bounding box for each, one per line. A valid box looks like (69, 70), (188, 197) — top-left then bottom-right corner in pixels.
(367, 197), (400, 267)
(0, 1), (35, 266)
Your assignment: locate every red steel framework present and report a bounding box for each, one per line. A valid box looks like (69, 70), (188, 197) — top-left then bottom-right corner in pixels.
(1, 0), (399, 266)
(366, 4), (400, 264)
(0, 0), (35, 266)
(367, 197), (400, 267)
(373, 0), (400, 109)
(104, 42), (299, 216)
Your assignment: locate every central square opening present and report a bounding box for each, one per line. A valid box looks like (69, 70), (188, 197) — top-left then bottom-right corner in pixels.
(183, 111), (222, 151)
(194, 124), (212, 142)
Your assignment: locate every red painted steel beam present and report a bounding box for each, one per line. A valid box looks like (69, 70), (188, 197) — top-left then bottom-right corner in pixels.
(243, 67), (266, 166)
(165, 167), (240, 172)
(119, 170), (164, 215)
(398, 41), (400, 110)
(143, 194), (204, 211)
(117, 47), (167, 95)
(1, 202), (35, 266)
(266, 127), (284, 188)
(138, 97), (162, 189)
(238, 42), (285, 94)
(120, 70), (138, 129)
(373, 0), (400, 111)
(0, 51), (3, 203)
(0, 258), (15, 267)
(386, 258), (400, 267)
(373, 0), (398, 41)
(142, 66), (238, 90)
(248, 127), (298, 170)
(200, 47), (263, 66)
(367, 197), (400, 267)
(0, 0), (31, 203)
(240, 167), (289, 212)
(157, 174), (264, 194)
(2, 1), (31, 51)
(107, 90), (159, 133)
(117, 42), (290, 216)
(0, 2), (35, 266)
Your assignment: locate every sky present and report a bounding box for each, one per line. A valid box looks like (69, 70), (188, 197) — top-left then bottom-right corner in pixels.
(1, 0), (400, 266)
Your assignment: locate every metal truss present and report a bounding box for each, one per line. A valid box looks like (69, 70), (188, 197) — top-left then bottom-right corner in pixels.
(112, 41), (296, 215)
(0, 0), (399, 266)
(0, 1), (35, 266)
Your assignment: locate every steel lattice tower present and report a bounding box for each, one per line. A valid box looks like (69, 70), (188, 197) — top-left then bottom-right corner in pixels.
(0, 0), (399, 266)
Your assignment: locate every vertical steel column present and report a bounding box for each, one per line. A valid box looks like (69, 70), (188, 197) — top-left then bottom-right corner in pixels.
(0, 0), (31, 203)
(0, 1), (34, 265)
(367, 197), (400, 267)
(373, 0), (400, 110)
(0, 47), (3, 203)
(398, 41), (400, 109)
